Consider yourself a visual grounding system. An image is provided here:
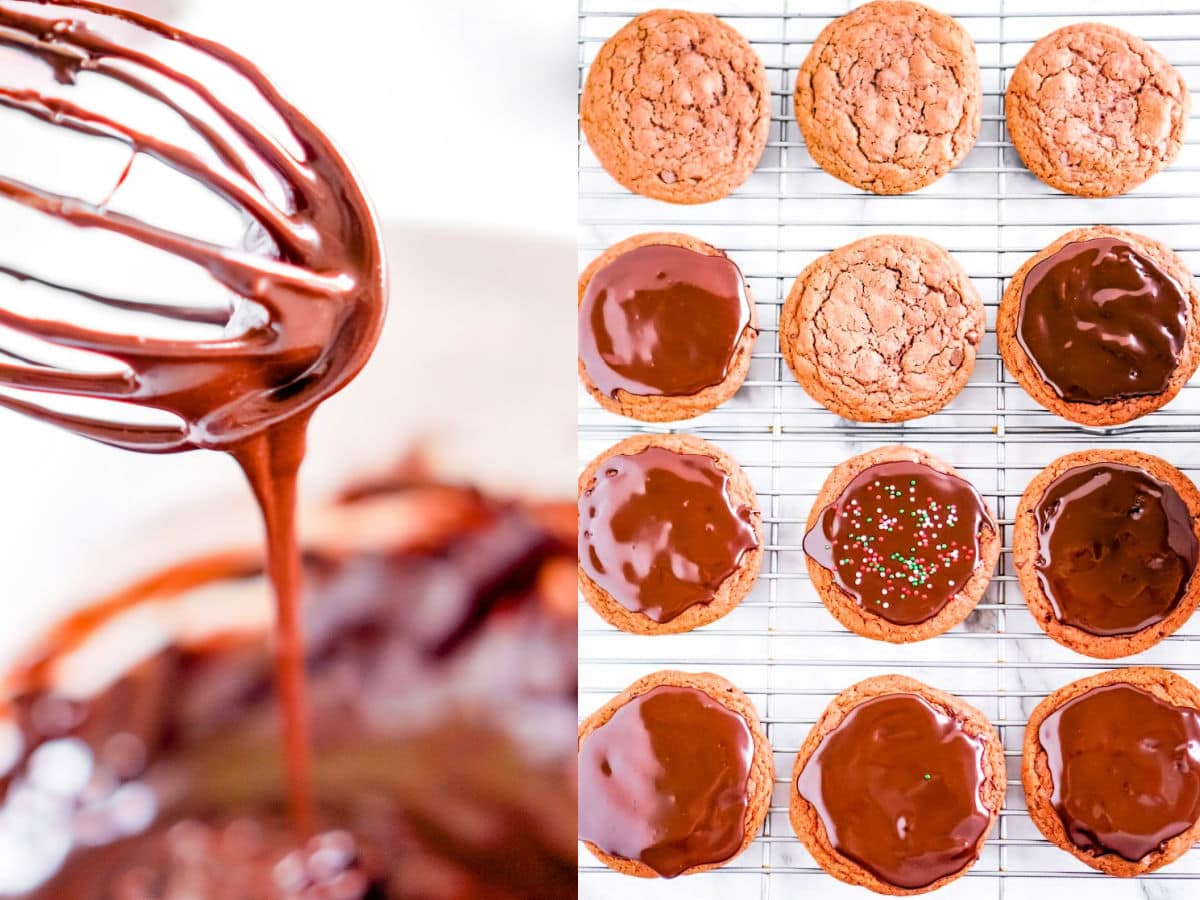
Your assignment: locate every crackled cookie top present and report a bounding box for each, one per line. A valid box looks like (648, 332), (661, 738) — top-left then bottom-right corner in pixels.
(1006, 23), (1189, 197)
(780, 235), (984, 422)
(795, 1), (982, 194)
(581, 9), (771, 204)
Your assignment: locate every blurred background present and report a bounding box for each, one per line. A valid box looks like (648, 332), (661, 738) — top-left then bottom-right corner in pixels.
(0, 0), (576, 664)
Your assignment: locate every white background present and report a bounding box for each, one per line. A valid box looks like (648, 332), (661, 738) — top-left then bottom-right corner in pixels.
(0, 0), (577, 663)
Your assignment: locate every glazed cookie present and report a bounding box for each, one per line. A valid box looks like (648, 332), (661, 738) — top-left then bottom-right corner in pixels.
(780, 235), (984, 422)
(1022, 667), (1200, 876)
(579, 670), (774, 878)
(795, 1), (982, 194)
(1014, 450), (1200, 659)
(998, 226), (1200, 425)
(804, 446), (999, 643)
(790, 675), (1005, 895)
(1006, 24), (1189, 197)
(578, 233), (758, 421)
(580, 10), (771, 204)
(578, 433), (762, 634)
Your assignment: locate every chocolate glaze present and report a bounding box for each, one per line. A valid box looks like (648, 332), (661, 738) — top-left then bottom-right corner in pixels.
(803, 461), (993, 626)
(579, 685), (753, 877)
(578, 446), (758, 623)
(578, 243), (752, 397)
(1017, 237), (1188, 404)
(1033, 463), (1198, 636)
(797, 693), (991, 890)
(0, 476), (577, 898)
(0, 0), (387, 833)
(1039, 684), (1200, 862)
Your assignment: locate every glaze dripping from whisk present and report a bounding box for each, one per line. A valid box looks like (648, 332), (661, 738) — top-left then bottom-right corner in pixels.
(0, 0), (387, 836)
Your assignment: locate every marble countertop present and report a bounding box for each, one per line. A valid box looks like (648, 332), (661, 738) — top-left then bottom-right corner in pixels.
(577, 0), (1200, 897)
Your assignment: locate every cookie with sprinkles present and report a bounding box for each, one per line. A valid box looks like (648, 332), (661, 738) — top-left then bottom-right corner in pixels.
(804, 446), (1000, 642)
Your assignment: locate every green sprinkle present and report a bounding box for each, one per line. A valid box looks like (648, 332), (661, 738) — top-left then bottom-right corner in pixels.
(923, 773), (932, 781)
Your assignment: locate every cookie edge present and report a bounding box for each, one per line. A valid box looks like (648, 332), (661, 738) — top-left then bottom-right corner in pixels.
(578, 669), (775, 878)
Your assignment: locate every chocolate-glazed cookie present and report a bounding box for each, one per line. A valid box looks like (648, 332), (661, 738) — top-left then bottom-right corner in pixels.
(781, 235), (984, 422)
(580, 10), (771, 204)
(578, 233), (758, 422)
(1014, 450), (1200, 658)
(804, 446), (999, 643)
(790, 675), (1005, 895)
(1022, 667), (1200, 876)
(1006, 24), (1189, 197)
(579, 670), (774, 878)
(998, 227), (1200, 425)
(795, 1), (982, 194)
(578, 433), (763, 635)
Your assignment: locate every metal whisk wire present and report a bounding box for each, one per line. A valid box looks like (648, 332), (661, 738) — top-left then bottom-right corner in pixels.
(0, 0), (380, 453)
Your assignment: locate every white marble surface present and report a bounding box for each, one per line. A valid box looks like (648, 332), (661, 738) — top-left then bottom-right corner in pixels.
(577, 1), (1200, 897)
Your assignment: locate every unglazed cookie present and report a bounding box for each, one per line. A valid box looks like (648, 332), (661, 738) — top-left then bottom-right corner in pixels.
(579, 670), (774, 878)
(578, 433), (762, 634)
(795, 1), (982, 194)
(578, 233), (758, 421)
(1006, 24), (1189, 197)
(1014, 450), (1200, 659)
(780, 235), (984, 422)
(790, 676), (1005, 895)
(580, 10), (771, 204)
(998, 226), (1200, 425)
(1022, 667), (1200, 876)
(804, 446), (999, 643)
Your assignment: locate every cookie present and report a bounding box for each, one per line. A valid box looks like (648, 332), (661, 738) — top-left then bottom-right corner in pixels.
(578, 433), (762, 634)
(1022, 667), (1200, 876)
(1014, 450), (1200, 659)
(804, 446), (999, 643)
(795, 1), (982, 194)
(790, 675), (1005, 895)
(579, 670), (774, 878)
(578, 233), (759, 422)
(997, 226), (1200, 426)
(780, 235), (984, 422)
(580, 10), (771, 204)
(1006, 23), (1189, 197)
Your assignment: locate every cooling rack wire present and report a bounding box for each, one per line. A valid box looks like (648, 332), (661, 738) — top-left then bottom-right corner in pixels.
(577, 2), (1200, 897)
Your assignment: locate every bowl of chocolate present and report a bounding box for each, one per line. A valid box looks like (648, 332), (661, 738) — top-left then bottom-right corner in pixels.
(0, 462), (577, 898)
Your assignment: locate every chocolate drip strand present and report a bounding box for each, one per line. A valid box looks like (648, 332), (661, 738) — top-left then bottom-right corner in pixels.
(0, 0), (386, 840)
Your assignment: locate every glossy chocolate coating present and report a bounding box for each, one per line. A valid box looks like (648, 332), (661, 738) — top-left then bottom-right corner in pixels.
(579, 446), (757, 623)
(1033, 463), (1198, 636)
(0, 0), (388, 834)
(797, 693), (991, 889)
(1017, 238), (1188, 404)
(1039, 684), (1200, 862)
(579, 685), (753, 877)
(579, 244), (752, 397)
(803, 460), (993, 625)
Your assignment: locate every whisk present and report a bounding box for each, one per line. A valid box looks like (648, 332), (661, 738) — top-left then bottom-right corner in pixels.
(0, 0), (386, 452)
(0, 0), (388, 839)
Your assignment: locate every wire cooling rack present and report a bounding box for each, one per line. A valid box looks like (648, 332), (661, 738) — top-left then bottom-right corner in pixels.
(578, 2), (1200, 898)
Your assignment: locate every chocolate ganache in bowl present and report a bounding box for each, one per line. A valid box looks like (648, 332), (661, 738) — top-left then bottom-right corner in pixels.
(0, 464), (577, 898)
